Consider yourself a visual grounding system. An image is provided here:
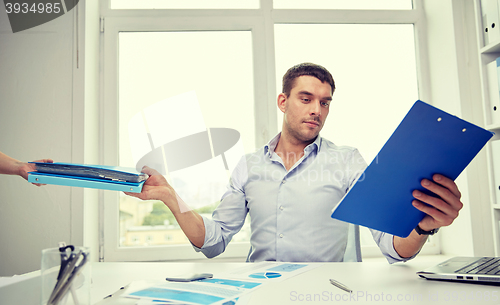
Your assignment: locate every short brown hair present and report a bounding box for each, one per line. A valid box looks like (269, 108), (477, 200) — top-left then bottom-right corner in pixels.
(282, 63), (335, 97)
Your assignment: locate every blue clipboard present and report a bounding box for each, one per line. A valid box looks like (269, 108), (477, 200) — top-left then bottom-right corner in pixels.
(28, 170), (146, 193)
(331, 100), (494, 238)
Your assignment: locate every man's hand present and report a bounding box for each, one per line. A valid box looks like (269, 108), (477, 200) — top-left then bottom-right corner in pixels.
(124, 166), (188, 214)
(412, 174), (463, 231)
(394, 174), (463, 258)
(124, 165), (206, 247)
(125, 166), (169, 200)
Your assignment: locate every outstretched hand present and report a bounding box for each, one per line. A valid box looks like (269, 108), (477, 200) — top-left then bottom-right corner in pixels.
(24, 158), (54, 186)
(412, 174), (463, 231)
(126, 166), (205, 247)
(124, 166), (184, 212)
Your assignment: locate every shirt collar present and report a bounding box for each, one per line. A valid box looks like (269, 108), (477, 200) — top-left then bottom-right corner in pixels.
(264, 132), (322, 158)
(264, 133), (281, 158)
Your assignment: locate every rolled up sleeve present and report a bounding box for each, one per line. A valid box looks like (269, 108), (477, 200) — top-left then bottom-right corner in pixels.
(371, 229), (418, 264)
(192, 157), (249, 258)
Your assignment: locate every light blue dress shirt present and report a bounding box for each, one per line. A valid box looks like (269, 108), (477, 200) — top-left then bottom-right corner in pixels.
(195, 133), (414, 263)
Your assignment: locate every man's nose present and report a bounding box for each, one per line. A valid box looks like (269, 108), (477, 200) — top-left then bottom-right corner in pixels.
(309, 100), (321, 116)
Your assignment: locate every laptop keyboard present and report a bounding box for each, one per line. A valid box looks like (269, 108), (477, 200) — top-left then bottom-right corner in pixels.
(456, 257), (500, 275)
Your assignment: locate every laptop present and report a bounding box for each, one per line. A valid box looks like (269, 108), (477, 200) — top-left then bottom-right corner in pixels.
(417, 257), (500, 284)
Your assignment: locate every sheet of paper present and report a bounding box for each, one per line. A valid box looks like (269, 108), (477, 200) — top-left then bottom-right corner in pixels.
(122, 263), (318, 304)
(219, 262), (321, 283)
(0, 275), (30, 288)
(123, 278), (261, 305)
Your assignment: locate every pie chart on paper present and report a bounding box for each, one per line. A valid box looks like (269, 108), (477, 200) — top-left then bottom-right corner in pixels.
(249, 272), (282, 279)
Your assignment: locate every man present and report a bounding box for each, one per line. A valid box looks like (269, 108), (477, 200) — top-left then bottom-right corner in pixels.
(126, 63), (462, 263)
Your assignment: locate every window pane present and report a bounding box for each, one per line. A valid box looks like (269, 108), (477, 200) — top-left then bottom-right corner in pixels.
(275, 24), (418, 163)
(274, 24), (418, 249)
(112, 0), (259, 9)
(118, 31), (254, 247)
(273, 0), (412, 9)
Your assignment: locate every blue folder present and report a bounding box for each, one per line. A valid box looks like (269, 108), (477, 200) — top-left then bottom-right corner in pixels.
(28, 163), (147, 193)
(331, 100), (494, 238)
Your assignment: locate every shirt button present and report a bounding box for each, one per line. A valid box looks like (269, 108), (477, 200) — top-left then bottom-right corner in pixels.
(282, 180), (287, 184)
(279, 233), (284, 238)
(279, 206), (284, 211)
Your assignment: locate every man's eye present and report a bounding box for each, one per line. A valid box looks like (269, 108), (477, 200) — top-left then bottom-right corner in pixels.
(321, 102), (330, 107)
(302, 98), (310, 102)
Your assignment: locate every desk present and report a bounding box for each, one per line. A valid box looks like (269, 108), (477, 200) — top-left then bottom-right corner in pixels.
(93, 257), (500, 305)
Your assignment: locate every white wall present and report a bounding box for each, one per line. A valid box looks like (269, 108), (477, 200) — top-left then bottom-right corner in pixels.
(423, 0), (473, 256)
(0, 7), (84, 275)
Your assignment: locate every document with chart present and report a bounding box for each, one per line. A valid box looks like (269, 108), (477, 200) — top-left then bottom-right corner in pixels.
(123, 278), (261, 305)
(121, 263), (317, 304)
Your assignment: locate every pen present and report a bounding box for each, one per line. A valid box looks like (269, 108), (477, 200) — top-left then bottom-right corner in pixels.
(329, 279), (352, 293)
(103, 285), (128, 299)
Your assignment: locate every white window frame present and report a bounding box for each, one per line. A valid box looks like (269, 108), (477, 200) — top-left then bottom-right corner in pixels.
(100, 0), (437, 262)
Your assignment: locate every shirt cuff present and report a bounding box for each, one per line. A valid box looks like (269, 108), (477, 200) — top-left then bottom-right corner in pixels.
(191, 215), (209, 252)
(384, 235), (419, 264)
(190, 215), (226, 259)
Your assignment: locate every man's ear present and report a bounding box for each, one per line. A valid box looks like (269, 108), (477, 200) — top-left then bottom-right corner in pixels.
(277, 93), (287, 114)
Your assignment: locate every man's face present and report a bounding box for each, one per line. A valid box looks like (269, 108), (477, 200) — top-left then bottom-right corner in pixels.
(278, 75), (332, 143)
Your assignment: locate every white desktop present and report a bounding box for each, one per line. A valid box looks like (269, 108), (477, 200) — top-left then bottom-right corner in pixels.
(2, 255), (500, 305)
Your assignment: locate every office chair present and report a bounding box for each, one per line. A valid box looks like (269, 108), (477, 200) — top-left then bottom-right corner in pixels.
(343, 223), (362, 262)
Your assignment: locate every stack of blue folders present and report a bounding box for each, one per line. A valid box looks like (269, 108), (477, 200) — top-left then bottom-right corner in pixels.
(28, 162), (148, 193)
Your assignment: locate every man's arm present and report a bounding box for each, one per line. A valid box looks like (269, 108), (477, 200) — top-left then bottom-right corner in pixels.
(124, 166), (206, 248)
(0, 151), (53, 182)
(393, 174), (463, 258)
